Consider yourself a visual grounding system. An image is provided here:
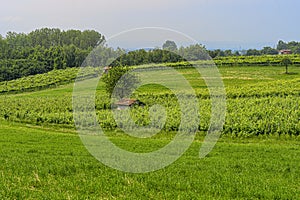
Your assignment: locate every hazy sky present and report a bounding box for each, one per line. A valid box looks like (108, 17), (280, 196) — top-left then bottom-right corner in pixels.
(1, 0), (299, 49)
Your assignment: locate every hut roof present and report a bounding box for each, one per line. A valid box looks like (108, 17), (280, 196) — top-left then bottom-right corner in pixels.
(115, 98), (138, 106)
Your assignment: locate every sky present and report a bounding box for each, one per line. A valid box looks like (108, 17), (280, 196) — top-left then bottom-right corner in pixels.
(1, 0), (300, 50)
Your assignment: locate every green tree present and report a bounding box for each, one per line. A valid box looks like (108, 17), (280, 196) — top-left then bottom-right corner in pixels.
(63, 45), (77, 67)
(246, 49), (261, 56)
(234, 51), (240, 56)
(261, 46), (278, 55)
(80, 30), (104, 49)
(162, 40), (178, 52)
(149, 49), (163, 63)
(281, 57), (292, 74)
(0, 36), (8, 59)
(224, 50), (233, 56)
(277, 40), (288, 50)
(102, 67), (140, 99)
(181, 44), (208, 60)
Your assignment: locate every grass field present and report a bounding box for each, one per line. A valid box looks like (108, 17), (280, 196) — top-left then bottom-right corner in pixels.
(1, 120), (300, 199)
(0, 65), (300, 199)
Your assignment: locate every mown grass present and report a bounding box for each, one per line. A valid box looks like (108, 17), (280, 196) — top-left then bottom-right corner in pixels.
(1, 120), (300, 199)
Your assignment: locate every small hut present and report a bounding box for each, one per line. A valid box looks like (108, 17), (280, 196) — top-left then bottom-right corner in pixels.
(103, 66), (111, 74)
(279, 49), (292, 55)
(115, 98), (141, 110)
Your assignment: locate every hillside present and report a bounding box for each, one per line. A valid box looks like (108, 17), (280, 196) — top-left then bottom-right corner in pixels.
(0, 64), (299, 135)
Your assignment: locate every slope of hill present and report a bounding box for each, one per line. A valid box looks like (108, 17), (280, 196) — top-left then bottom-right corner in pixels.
(0, 67), (102, 94)
(0, 65), (299, 135)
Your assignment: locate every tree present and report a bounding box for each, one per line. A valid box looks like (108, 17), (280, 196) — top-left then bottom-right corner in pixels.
(261, 46), (278, 55)
(63, 45), (77, 67)
(246, 49), (261, 56)
(181, 44), (209, 60)
(277, 40), (288, 50)
(80, 30), (104, 49)
(224, 50), (233, 56)
(234, 51), (240, 56)
(281, 57), (292, 74)
(102, 67), (140, 99)
(0, 36), (8, 59)
(0, 28), (108, 81)
(149, 49), (163, 63)
(162, 40), (178, 52)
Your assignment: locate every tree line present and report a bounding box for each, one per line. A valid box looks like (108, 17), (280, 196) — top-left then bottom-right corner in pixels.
(1, 27), (300, 82)
(208, 40), (300, 58)
(0, 28), (106, 81)
(0, 31), (209, 81)
(110, 42), (209, 67)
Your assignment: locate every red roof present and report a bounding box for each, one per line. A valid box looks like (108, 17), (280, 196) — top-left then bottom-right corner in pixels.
(279, 49), (292, 54)
(115, 98), (138, 106)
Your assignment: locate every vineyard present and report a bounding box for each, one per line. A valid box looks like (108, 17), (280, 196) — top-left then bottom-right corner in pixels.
(0, 64), (299, 136)
(0, 67), (101, 94)
(1, 62), (300, 199)
(213, 54), (300, 66)
(136, 54), (300, 68)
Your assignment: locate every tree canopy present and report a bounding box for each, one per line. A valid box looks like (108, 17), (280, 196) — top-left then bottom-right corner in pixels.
(2, 28), (300, 83)
(162, 40), (178, 52)
(102, 66), (140, 99)
(0, 28), (105, 81)
(281, 57), (293, 74)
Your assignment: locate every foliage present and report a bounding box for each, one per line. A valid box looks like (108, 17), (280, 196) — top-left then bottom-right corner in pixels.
(162, 40), (178, 51)
(246, 49), (262, 56)
(0, 59), (46, 81)
(213, 54), (300, 66)
(6, 28), (300, 84)
(5, 28), (104, 51)
(0, 30), (209, 82)
(209, 40), (300, 58)
(102, 66), (140, 98)
(0, 28), (104, 81)
(0, 67), (102, 93)
(261, 46), (279, 55)
(281, 57), (293, 74)
(109, 44), (209, 67)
